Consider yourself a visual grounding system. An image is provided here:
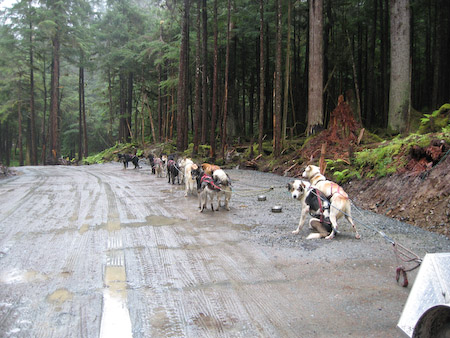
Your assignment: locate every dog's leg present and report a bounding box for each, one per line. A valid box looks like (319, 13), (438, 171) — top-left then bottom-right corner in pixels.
(325, 213), (338, 240)
(345, 208), (361, 239)
(214, 192), (220, 211)
(292, 205), (309, 234)
(198, 191), (204, 212)
(224, 189), (231, 211)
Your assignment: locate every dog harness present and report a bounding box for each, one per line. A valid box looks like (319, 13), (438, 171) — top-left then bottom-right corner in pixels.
(327, 183), (348, 200)
(307, 188), (332, 228)
(200, 174), (222, 191)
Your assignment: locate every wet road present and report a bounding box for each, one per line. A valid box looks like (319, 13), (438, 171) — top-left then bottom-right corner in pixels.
(1, 163), (448, 337)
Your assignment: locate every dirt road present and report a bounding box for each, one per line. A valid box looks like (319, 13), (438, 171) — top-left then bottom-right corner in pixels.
(1, 163), (449, 337)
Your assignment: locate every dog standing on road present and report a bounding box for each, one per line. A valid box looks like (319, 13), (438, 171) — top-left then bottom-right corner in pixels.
(154, 157), (164, 177)
(184, 161), (197, 196)
(213, 169), (232, 211)
(167, 157), (180, 184)
(288, 180), (334, 239)
(118, 153), (140, 169)
(192, 167), (220, 212)
(302, 165), (360, 239)
(148, 154), (156, 174)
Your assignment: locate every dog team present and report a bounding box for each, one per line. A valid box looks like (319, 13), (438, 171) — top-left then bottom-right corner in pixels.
(119, 152), (360, 240)
(147, 154), (232, 213)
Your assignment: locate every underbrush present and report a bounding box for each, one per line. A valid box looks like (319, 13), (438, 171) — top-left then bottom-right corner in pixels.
(326, 132), (449, 183)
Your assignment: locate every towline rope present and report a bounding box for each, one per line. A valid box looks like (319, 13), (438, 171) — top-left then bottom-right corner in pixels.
(231, 184), (286, 197)
(307, 187), (423, 287)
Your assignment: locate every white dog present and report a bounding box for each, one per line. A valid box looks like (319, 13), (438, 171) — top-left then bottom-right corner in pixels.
(160, 155), (168, 178)
(154, 158), (164, 178)
(302, 165), (360, 239)
(213, 169), (232, 211)
(177, 157), (190, 184)
(184, 160), (197, 197)
(288, 180), (334, 239)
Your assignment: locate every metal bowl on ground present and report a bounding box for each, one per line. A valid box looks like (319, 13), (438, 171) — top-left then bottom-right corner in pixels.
(271, 205), (282, 213)
(258, 195), (267, 201)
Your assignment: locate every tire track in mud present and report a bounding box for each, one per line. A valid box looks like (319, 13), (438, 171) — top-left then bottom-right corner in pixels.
(122, 205), (300, 337)
(0, 168), (48, 225)
(95, 170), (133, 338)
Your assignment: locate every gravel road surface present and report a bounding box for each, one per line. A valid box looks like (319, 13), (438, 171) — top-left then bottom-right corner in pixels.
(1, 162), (449, 337)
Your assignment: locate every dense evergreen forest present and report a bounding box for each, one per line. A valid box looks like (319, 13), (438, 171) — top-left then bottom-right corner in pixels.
(0, 0), (449, 166)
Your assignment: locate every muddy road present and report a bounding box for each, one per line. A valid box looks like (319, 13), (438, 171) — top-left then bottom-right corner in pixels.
(1, 163), (449, 337)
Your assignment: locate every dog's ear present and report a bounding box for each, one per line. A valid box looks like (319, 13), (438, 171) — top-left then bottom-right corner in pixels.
(287, 183), (292, 191)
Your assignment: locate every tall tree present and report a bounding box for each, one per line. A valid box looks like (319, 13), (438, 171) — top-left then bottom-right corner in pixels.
(209, 0), (218, 159)
(28, 8), (37, 165)
(193, 0), (201, 155)
(273, 0), (282, 156)
(200, 0), (208, 145)
(307, 0), (324, 135)
(388, 0), (411, 133)
(222, 0), (232, 157)
(283, 0), (292, 142)
(49, 18), (61, 162)
(258, 0), (265, 155)
(177, 0), (189, 151)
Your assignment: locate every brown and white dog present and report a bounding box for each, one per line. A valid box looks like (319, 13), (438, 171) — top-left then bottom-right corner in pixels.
(193, 169), (221, 212)
(288, 180), (333, 239)
(302, 165), (360, 239)
(154, 157), (164, 177)
(202, 163), (221, 176)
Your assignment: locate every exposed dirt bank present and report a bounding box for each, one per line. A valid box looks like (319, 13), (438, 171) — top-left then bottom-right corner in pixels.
(342, 154), (450, 238)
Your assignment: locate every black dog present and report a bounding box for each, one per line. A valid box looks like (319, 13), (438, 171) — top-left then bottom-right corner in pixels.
(167, 157), (180, 184)
(148, 154), (155, 174)
(118, 153), (140, 169)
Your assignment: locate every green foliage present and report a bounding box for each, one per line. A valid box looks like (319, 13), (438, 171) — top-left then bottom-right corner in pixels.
(326, 159), (360, 183)
(418, 104), (450, 134)
(82, 142), (139, 165)
(325, 132), (449, 183)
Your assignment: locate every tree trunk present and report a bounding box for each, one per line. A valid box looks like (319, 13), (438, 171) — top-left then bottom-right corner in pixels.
(210, 0), (219, 159)
(307, 0), (324, 135)
(18, 76), (23, 166)
(193, 0), (201, 155)
(29, 20), (37, 165)
(283, 0), (292, 143)
(201, 0), (208, 145)
(388, 0), (411, 133)
(41, 54), (48, 165)
(49, 32), (60, 163)
(222, 0), (232, 158)
(273, 0), (282, 156)
(258, 0), (265, 155)
(81, 67), (88, 157)
(128, 72), (133, 141)
(78, 66), (83, 161)
(177, 0), (189, 151)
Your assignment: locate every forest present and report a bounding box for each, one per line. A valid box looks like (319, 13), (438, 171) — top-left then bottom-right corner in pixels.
(0, 0), (449, 166)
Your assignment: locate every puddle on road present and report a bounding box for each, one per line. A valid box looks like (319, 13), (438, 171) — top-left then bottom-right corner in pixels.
(78, 224), (89, 234)
(146, 215), (183, 226)
(0, 269), (48, 284)
(100, 266), (132, 338)
(95, 215), (183, 232)
(47, 288), (73, 306)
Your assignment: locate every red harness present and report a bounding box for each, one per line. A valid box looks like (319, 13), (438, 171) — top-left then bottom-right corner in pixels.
(328, 183), (347, 200)
(201, 174), (222, 191)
